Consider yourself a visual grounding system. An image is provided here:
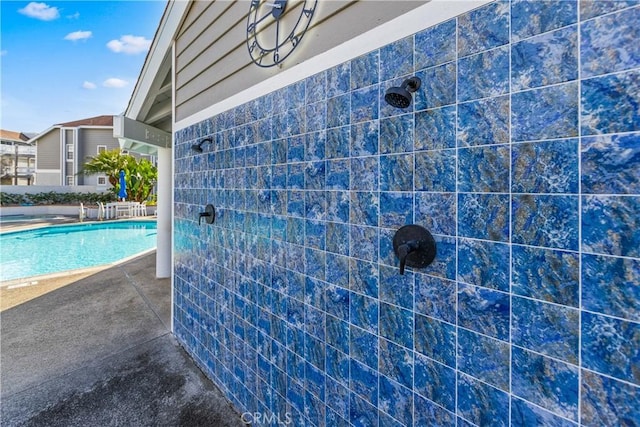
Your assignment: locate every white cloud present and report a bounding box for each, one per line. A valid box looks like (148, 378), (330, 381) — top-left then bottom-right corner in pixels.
(106, 35), (151, 55)
(18, 2), (60, 21)
(82, 81), (97, 90)
(64, 30), (92, 41)
(103, 78), (128, 88)
(67, 12), (80, 19)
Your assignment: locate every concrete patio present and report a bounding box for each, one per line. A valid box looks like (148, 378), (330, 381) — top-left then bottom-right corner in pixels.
(0, 251), (246, 426)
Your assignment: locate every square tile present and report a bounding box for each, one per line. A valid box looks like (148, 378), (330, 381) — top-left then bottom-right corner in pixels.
(512, 347), (579, 421)
(457, 96), (509, 147)
(581, 69), (640, 135)
(512, 138), (579, 194)
(512, 296), (579, 364)
(458, 1), (510, 56)
(582, 311), (640, 385)
(350, 50), (379, 90)
(458, 238), (510, 292)
(415, 19), (456, 70)
(512, 26), (578, 91)
(581, 132), (640, 194)
(414, 314), (456, 367)
(512, 82), (579, 142)
(582, 253), (640, 321)
(511, 0), (577, 41)
(415, 105), (456, 150)
(581, 370), (640, 426)
(458, 46), (509, 102)
(457, 373), (509, 427)
(512, 245), (579, 306)
(458, 283), (510, 341)
(458, 144), (510, 193)
(512, 195), (579, 250)
(582, 195), (640, 257)
(458, 193), (510, 242)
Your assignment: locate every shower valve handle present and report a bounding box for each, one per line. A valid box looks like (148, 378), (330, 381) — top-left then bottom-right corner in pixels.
(393, 225), (436, 275)
(198, 204), (216, 225)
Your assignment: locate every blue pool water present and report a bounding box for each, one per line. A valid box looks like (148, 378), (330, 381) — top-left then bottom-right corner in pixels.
(0, 221), (157, 281)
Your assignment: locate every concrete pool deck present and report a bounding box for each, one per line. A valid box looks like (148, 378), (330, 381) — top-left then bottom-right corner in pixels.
(0, 250), (246, 426)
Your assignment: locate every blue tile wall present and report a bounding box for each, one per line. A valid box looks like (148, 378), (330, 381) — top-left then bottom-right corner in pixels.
(173, 1), (640, 425)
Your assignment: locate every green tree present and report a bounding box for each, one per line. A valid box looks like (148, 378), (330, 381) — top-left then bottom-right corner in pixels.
(79, 150), (157, 203)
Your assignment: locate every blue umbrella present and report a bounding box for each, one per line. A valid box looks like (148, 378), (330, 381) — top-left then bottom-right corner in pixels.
(118, 170), (127, 201)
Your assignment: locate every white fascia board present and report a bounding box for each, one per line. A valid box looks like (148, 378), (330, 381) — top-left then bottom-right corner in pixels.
(175, 0), (493, 131)
(127, 0), (189, 120)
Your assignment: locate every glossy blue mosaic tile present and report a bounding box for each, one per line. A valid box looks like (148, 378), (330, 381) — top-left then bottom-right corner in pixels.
(350, 120), (378, 157)
(458, 46), (510, 102)
(350, 51), (378, 91)
(581, 69), (640, 135)
(457, 96), (509, 147)
(414, 314), (456, 368)
(458, 1), (510, 57)
(511, 397), (578, 427)
(415, 150), (456, 192)
(582, 253), (640, 321)
(414, 62), (456, 111)
(511, 0), (577, 41)
(581, 369), (640, 426)
(457, 327), (510, 390)
(458, 238), (510, 292)
(512, 138), (579, 194)
(379, 338), (413, 389)
(512, 26), (578, 91)
(380, 114), (413, 154)
(380, 36), (413, 82)
(512, 347), (579, 421)
(512, 195), (579, 250)
(458, 193), (509, 242)
(173, 2), (640, 425)
(581, 132), (640, 194)
(415, 353), (455, 411)
(414, 105), (456, 150)
(415, 19), (456, 70)
(415, 192), (456, 236)
(457, 373), (509, 426)
(512, 296), (579, 364)
(581, 6), (640, 78)
(512, 82), (579, 142)
(580, 0), (639, 20)
(458, 144), (510, 193)
(458, 283), (510, 341)
(512, 245), (579, 306)
(582, 311), (640, 385)
(379, 375), (413, 426)
(582, 195), (640, 257)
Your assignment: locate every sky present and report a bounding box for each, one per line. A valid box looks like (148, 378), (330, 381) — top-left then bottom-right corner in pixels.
(1, 0), (167, 134)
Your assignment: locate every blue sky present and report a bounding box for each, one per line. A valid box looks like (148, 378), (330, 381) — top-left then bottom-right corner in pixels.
(1, 1), (166, 133)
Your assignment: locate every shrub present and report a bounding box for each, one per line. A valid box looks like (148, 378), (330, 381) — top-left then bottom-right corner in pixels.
(0, 192), (116, 206)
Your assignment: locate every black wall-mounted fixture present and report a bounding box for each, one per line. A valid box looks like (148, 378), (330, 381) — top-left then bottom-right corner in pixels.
(393, 224), (436, 275)
(198, 204), (216, 225)
(191, 137), (213, 153)
(384, 76), (421, 109)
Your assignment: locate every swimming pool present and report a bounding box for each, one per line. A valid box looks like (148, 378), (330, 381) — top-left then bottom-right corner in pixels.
(1, 221), (157, 282)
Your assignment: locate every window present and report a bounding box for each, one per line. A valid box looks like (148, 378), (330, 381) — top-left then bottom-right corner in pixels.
(66, 144), (74, 161)
(97, 176), (107, 186)
(66, 175), (74, 185)
(97, 145), (107, 154)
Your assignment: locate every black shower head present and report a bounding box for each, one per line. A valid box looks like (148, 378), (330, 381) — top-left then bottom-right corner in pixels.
(384, 76), (421, 108)
(191, 137), (212, 152)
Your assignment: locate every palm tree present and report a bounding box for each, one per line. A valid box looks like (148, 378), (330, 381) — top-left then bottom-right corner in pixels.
(79, 149), (133, 189)
(79, 150), (158, 203)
